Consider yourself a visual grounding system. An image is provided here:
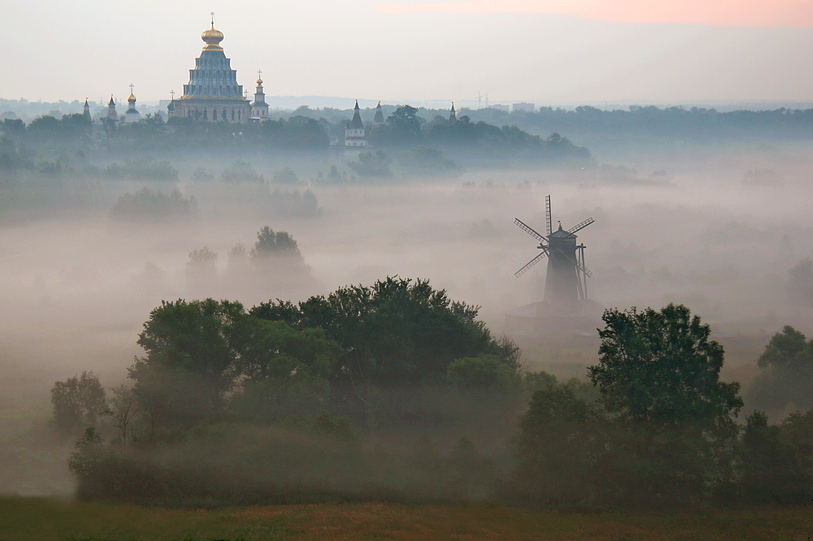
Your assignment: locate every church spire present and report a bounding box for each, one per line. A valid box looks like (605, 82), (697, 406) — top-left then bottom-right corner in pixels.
(373, 101), (384, 124)
(349, 100), (364, 129)
(449, 102), (456, 122)
(107, 95), (118, 121)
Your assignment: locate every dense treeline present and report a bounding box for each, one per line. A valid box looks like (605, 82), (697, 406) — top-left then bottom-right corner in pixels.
(0, 106), (588, 165)
(434, 105), (813, 141)
(53, 283), (813, 508)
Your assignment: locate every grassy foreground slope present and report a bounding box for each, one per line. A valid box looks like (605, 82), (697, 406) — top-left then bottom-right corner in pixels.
(0, 497), (811, 541)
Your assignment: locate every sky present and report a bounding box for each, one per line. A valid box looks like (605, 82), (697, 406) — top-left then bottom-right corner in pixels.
(4, 0), (813, 106)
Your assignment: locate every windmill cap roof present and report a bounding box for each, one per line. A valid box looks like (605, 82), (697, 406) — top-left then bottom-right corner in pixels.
(549, 226), (576, 238)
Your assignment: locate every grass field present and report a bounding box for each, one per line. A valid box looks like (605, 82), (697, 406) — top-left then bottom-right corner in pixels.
(0, 496), (811, 541)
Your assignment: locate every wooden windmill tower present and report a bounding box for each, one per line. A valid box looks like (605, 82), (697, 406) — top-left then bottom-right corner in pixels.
(515, 195), (594, 305)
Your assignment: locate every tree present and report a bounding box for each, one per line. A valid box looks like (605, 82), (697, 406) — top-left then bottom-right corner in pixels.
(757, 325), (812, 371)
(447, 354), (520, 393)
(514, 385), (602, 505)
(587, 304), (743, 502)
(347, 151), (393, 178)
(747, 326), (813, 415)
(588, 304), (742, 428)
(733, 410), (811, 503)
(50, 371), (107, 438)
(250, 226), (302, 262)
(230, 320), (341, 420)
(271, 166), (299, 184)
(186, 247), (218, 289)
(385, 105), (424, 144)
(104, 384), (137, 449)
(220, 160), (263, 183)
(129, 299), (249, 426)
(253, 277), (511, 387)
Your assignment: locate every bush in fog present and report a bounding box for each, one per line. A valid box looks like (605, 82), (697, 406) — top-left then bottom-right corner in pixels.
(728, 410), (813, 503)
(396, 147), (460, 177)
(348, 151), (393, 178)
(50, 371), (107, 438)
(219, 160), (264, 183)
(109, 188), (196, 222)
(271, 166), (299, 184)
(103, 157), (178, 181)
(514, 385), (603, 505)
(268, 188), (322, 218)
(185, 247), (218, 290)
(190, 167), (215, 182)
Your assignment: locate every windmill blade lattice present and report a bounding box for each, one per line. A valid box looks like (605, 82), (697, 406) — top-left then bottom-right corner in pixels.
(515, 251), (548, 277)
(514, 218), (547, 245)
(567, 217), (595, 235)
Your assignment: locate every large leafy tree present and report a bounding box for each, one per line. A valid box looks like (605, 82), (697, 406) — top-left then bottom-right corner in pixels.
(252, 277), (507, 387)
(129, 299), (249, 427)
(589, 304), (742, 428)
(587, 304), (743, 502)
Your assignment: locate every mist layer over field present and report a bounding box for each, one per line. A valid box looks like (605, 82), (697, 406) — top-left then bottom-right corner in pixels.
(3, 159), (812, 370)
(2, 138), (813, 497)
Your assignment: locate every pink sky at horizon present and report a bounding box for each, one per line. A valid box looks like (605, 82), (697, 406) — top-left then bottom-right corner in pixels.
(374, 0), (813, 27)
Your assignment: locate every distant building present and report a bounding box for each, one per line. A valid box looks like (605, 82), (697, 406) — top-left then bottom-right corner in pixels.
(490, 104), (510, 112)
(167, 17), (252, 122)
(449, 102), (456, 122)
(344, 100), (368, 147)
(513, 102), (535, 113)
(250, 71), (269, 122)
(123, 85), (141, 123)
(106, 96), (118, 121)
(373, 101), (385, 125)
(83, 99), (91, 121)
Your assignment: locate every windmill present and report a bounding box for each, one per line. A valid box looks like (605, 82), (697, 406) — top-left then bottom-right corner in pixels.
(514, 195), (594, 305)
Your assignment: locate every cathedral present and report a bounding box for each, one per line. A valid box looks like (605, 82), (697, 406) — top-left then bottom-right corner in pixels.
(167, 18), (253, 123)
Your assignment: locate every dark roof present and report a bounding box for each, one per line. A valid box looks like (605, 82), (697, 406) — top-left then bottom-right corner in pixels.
(349, 100), (364, 129)
(549, 224), (576, 239)
(373, 101), (384, 123)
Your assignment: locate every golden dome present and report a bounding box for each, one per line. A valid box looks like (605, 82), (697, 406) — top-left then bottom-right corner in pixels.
(257, 77), (263, 85)
(128, 92), (136, 103)
(201, 22), (224, 51)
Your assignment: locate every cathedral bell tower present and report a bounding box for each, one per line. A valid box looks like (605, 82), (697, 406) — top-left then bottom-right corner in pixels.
(251, 70), (269, 122)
